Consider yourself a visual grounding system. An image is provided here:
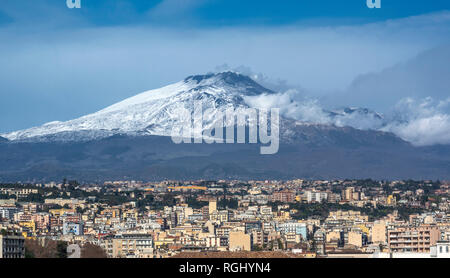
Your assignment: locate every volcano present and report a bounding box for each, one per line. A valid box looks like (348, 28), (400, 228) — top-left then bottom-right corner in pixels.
(1, 72), (449, 182)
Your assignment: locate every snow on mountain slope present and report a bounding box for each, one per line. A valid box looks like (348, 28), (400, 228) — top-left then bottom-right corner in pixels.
(2, 71), (408, 144)
(326, 107), (386, 130)
(2, 72), (276, 142)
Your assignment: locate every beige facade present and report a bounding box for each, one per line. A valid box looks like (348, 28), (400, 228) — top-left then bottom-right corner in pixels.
(209, 200), (217, 215)
(102, 234), (153, 258)
(348, 231), (363, 248)
(229, 231), (251, 251)
(326, 230), (341, 242)
(210, 210), (228, 222)
(372, 222), (387, 243)
(388, 225), (441, 253)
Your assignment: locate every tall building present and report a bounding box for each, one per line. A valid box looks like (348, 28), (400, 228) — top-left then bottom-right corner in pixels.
(342, 187), (354, 201)
(229, 231), (251, 251)
(348, 231), (363, 248)
(313, 229), (326, 256)
(208, 200), (217, 215)
(276, 222), (307, 240)
(0, 233), (25, 258)
(388, 225), (441, 253)
(210, 210), (229, 222)
(101, 234), (154, 258)
(63, 222), (84, 236)
(0, 206), (18, 220)
(372, 221), (387, 244)
(305, 191), (328, 203)
(271, 190), (295, 203)
(251, 230), (269, 248)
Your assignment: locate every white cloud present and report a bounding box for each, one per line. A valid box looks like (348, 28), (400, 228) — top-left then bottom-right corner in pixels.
(244, 90), (331, 124)
(331, 109), (385, 130)
(383, 97), (450, 146)
(245, 91), (450, 146)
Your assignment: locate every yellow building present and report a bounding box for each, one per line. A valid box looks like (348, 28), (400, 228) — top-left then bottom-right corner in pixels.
(19, 221), (36, 233)
(386, 195), (396, 206)
(49, 208), (75, 217)
(356, 224), (370, 235)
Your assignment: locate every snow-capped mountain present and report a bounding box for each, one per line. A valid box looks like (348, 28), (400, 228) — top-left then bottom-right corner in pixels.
(0, 71), (427, 146)
(2, 71), (450, 181)
(2, 72), (276, 142)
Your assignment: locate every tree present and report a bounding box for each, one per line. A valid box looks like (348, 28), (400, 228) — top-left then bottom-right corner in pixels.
(218, 198), (238, 210)
(277, 238), (284, 250)
(25, 239), (60, 258)
(252, 245), (264, 251)
(76, 207), (85, 214)
(379, 243), (384, 252)
(310, 240), (317, 252)
(81, 243), (107, 258)
(57, 241), (68, 258)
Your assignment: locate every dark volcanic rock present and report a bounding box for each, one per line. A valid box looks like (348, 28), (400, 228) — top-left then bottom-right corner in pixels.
(0, 124), (449, 182)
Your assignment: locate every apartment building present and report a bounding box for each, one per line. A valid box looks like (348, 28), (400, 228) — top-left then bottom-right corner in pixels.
(374, 241), (450, 258)
(63, 222), (84, 236)
(251, 230), (269, 247)
(327, 210), (369, 222)
(0, 188), (38, 198)
(229, 230), (251, 251)
(210, 210), (229, 223)
(347, 231), (363, 248)
(271, 190), (295, 203)
(101, 233), (154, 258)
(0, 206), (18, 220)
(371, 221), (387, 244)
(0, 233), (25, 258)
(388, 225), (441, 253)
(342, 187), (354, 201)
(304, 191), (328, 203)
(276, 222), (307, 240)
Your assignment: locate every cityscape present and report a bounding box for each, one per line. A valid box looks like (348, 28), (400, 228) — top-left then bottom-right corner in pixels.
(1, 179), (449, 258)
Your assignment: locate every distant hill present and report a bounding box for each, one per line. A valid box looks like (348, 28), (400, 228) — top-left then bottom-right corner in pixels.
(0, 127), (449, 182)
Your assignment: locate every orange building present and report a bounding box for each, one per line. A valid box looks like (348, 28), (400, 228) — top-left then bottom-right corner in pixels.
(388, 225), (441, 253)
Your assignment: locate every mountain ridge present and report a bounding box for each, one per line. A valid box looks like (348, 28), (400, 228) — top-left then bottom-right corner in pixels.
(1, 72), (277, 142)
(0, 128), (448, 182)
(1, 72), (449, 181)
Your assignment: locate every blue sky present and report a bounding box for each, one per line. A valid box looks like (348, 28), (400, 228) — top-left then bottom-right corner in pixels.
(1, 0), (450, 134)
(1, 0), (450, 27)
